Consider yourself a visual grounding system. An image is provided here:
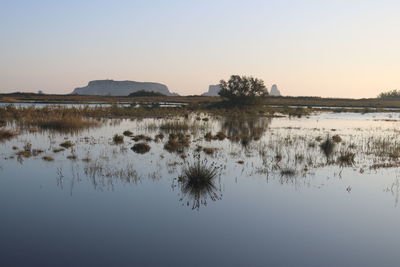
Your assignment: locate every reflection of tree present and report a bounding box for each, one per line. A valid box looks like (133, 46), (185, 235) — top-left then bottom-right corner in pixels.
(219, 115), (271, 145)
(178, 176), (222, 210)
(175, 159), (223, 210)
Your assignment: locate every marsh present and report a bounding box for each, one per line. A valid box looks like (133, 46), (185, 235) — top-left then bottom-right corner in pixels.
(1, 109), (400, 266)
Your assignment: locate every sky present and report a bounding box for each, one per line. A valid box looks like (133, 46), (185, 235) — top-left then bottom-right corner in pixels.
(0, 0), (399, 98)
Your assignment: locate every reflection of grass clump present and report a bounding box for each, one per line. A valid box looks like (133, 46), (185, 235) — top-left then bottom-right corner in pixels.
(280, 168), (296, 177)
(320, 137), (335, 157)
(164, 133), (190, 153)
(131, 142), (151, 154)
(113, 134), (124, 143)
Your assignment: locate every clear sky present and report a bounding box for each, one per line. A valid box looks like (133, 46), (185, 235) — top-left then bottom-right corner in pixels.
(1, 0), (399, 97)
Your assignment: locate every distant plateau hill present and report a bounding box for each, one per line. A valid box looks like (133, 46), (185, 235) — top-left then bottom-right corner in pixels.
(72, 80), (178, 96)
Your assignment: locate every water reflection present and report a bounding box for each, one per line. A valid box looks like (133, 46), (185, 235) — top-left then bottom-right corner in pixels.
(219, 115), (271, 145)
(177, 176), (222, 210)
(174, 158), (223, 210)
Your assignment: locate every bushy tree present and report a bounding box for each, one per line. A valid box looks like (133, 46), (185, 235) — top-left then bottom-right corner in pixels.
(218, 75), (268, 105)
(378, 89), (400, 99)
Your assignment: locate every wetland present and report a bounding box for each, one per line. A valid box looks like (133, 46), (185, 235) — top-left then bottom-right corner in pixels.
(1, 104), (400, 266)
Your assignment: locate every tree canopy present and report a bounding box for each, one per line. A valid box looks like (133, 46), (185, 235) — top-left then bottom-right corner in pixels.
(378, 89), (400, 99)
(218, 75), (268, 105)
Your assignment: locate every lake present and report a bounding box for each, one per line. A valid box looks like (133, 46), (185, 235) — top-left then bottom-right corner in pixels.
(1, 112), (400, 266)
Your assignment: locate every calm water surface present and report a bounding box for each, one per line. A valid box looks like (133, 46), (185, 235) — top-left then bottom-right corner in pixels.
(1, 112), (400, 267)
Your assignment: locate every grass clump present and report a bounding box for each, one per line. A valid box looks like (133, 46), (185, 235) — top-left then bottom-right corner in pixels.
(0, 129), (17, 142)
(60, 141), (74, 148)
(154, 133), (164, 142)
(332, 134), (342, 143)
(204, 131), (227, 141)
(203, 147), (217, 155)
(113, 134), (124, 144)
(132, 134), (152, 142)
(42, 156), (54, 162)
(182, 160), (218, 184)
(215, 131), (227, 141)
(53, 148), (65, 153)
(131, 142), (151, 154)
(67, 154), (78, 160)
(16, 143), (33, 158)
(123, 130), (133, 136)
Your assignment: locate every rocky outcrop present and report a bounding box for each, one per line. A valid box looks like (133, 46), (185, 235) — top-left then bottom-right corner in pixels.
(270, 84), (281, 96)
(202, 85), (221, 96)
(72, 80), (178, 96)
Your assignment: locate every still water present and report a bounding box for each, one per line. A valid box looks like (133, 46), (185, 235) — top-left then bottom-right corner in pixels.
(1, 112), (400, 267)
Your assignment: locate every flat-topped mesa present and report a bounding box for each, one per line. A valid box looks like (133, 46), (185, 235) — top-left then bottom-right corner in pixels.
(202, 85), (221, 96)
(72, 80), (178, 96)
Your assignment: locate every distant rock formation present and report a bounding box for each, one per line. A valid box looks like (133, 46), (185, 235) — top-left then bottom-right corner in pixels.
(72, 80), (178, 96)
(202, 85), (221, 96)
(270, 84), (281, 96)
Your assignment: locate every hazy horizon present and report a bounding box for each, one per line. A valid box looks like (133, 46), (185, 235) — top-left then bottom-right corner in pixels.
(1, 0), (400, 98)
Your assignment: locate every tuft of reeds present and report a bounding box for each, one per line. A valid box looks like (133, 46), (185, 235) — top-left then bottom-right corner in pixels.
(182, 160), (218, 184)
